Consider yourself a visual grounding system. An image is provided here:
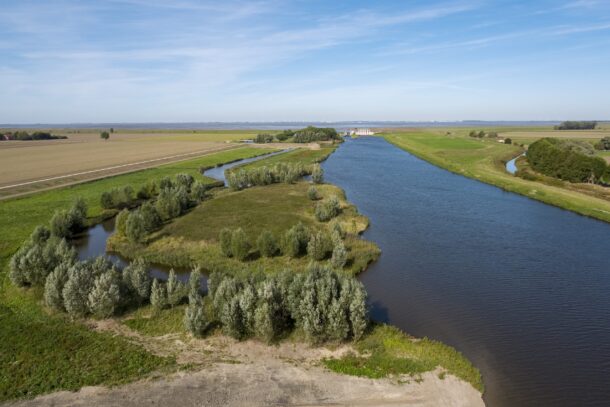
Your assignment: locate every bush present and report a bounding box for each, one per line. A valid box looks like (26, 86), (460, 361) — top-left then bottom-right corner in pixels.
(311, 164), (324, 184)
(63, 258), (111, 318)
(88, 269), (121, 318)
(315, 196), (341, 222)
(188, 268), (203, 305)
(219, 228), (233, 257)
(231, 228), (251, 261)
(44, 262), (71, 311)
(504, 137), (512, 145)
(122, 257), (151, 303)
(254, 133), (274, 143)
(282, 222), (310, 258)
(307, 186), (319, 200)
(139, 202), (162, 232)
(257, 230), (278, 257)
(155, 189), (181, 221)
(115, 209), (129, 235)
(50, 200), (86, 238)
(175, 173), (194, 189)
(125, 211), (147, 243)
(595, 137), (610, 151)
(331, 242), (348, 269)
(190, 181), (207, 202)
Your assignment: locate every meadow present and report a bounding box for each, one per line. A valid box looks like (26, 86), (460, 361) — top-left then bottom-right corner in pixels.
(381, 127), (610, 224)
(0, 146), (267, 401)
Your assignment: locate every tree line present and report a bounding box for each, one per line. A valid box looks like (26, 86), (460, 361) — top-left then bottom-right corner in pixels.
(554, 121), (597, 130)
(186, 264), (368, 343)
(226, 162), (323, 190)
(0, 131), (67, 141)
(527, 137), (609, 184)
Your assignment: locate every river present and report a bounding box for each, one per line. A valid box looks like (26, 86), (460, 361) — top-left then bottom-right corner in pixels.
(321, 137), (610, 407)
(74, 137), (610, 406)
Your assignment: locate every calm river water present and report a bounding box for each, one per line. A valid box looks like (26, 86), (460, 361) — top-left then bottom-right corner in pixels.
(322, 137), (610, 407)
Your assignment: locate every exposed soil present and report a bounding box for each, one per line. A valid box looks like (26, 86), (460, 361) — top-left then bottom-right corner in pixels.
(6, 320), (484, 407)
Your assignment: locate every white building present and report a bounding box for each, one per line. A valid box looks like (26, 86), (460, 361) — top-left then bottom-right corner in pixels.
(349, 128), (375, 136)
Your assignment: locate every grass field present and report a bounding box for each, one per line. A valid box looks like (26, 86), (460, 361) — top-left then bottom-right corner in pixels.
(108, 181), (380, 276)
(0, 146), (269, 401)
(381, 128), (610, 224)
(324, 324), (483, 392)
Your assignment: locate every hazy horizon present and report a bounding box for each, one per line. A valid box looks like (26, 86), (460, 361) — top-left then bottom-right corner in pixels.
(1, 0), (609, 123)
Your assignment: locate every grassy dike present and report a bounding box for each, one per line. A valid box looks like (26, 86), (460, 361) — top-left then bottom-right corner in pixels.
(0, 146), (270, 401)
(381, 130), (610, 224)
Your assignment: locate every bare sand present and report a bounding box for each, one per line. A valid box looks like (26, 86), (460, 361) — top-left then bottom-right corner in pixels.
(5, 321), (484, 407)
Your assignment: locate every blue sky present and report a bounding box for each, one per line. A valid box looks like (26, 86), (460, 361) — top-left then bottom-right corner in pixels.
(1, 0), (609, 123)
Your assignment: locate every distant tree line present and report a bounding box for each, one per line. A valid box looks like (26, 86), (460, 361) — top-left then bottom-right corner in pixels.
(554, 121), (597, 130)
(527, 137), (609, 184)
(293, 126), (341, 143)
(0, 131), (67, 141)
(468, 130), (499, 139)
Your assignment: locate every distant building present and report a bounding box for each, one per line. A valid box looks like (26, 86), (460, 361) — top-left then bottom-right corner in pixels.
(349, 128), (375, 136)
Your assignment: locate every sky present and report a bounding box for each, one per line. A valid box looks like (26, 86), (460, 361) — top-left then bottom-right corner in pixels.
(0, 0), (609, 123)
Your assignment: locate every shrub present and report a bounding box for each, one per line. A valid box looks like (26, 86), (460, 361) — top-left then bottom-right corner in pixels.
(311, 164), (324, 184)
(88, 269), (122, 318)
(10, 236), (77, 287)
(254, 133), (274, 143)
(307, 186), (319, 200)
(139, 202), (162, 232)
(63, 260), (104, 318)
(137, 180), (158, 199)
(150, 279), (168, 310)
(257, 230), (278, 257)
(175, 173), (194, 189)
(100, 131), (110, 140)
(188, 268), (203, 305)
(231, 228), (251, 261)
(315, 196), (341, 222)
(30, 225), (51, 245)
(190, 181), (207, 202)
(219, 228), (233, 257)
(155, 189), (181, 221)
(115, 209), (129, 236)
(504, 137), (512, 145)
(595, 137), (610, 151)
(282, 222), (310, 258)
(221, 297), (246, 339)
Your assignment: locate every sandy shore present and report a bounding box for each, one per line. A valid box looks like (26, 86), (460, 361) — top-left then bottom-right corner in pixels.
(6, 321), (484, 407)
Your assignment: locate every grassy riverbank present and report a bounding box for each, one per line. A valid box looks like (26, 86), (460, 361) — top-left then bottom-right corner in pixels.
(381, 129), (610, 223)
(0, 146), (271, 401)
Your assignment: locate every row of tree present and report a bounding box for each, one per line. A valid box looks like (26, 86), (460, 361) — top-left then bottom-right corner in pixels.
(186, 264), (367, 343)
(468, 130), (498, 138)
(0, 131), (67, 141)
(554, 121), (597, 130)
(527, 138), (609, 184)
(293, 126), (341, 143)
(218, 221), (347, 267)
(226, 162), (316, 190)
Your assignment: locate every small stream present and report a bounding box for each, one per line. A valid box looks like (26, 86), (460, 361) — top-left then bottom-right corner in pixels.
(505, 153), (525, 175)
(71, 149), (289, 284)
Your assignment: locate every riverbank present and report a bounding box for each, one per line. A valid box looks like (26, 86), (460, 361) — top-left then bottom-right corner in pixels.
(381, 130), (610, 223)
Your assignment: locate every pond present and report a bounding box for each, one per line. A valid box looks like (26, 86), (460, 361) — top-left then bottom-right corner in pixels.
(321, 137), (610, 407)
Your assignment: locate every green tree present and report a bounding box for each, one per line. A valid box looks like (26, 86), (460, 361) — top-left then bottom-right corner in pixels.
(349, 282), (368, 340)
(150, 279), (167, 310)
(115, 209), (129, 236)
(125, 211), (147, 243)
(88, 269), (121, 318)
(44, 262), (71, 311)
(257, 230), (278, 257)
(184, 302), (208, 337)
(166, 269), (186, 307)
(100, 131), (110, 140)
(311, 164), (324, 184)
(222, 297), (246, 339)
(231, 228), (251, 261)
(122, 257), (151, 303)
(307, 186), (319, 200)
(331, 242), (347, 269)
(219, 228), (233, 257)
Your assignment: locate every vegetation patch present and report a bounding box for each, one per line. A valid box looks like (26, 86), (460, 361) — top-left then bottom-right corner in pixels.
(324, 324), (483, 392)
(123, 305), (187, 336)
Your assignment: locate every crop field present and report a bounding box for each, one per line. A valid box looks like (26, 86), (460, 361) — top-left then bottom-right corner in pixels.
(0, 129), (275, 198)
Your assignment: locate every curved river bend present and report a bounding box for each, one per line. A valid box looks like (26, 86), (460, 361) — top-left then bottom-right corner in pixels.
(322, 137), (610, 407)
(75, 138), (610, 406)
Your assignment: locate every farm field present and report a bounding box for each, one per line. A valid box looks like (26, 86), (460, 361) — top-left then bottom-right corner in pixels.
(381, 128), (610, 224)
(0, 129), (273, 198)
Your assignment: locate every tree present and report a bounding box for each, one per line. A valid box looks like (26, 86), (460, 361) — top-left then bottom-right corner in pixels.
(63, 263), (96, 318)
(184, 302), (208, 337)
(100, 131), (110, 140)
(311, 164), (324, 184)
(331, 242), (347, 269)
(166, 269), (186, 307)
(257, 230), (278, 257)
(327, 298), (349, 341)
(155, 189), (181, 221)
(101, 191), (114, 209)
(219, 228), (233, 257)
(31, 225), (51, 245)
(139, 202), (161, 233)
(125, 211), (147, 243)
(44, 262), (70, 311)
(239, 284), (257, 335)
(122, 257), (151, 303)
(110, 127), (114, 133)
(307, 231), (332, 261)
(504, 137), (512, 145)
(595, 137), (610, 151)
(150, 278), (168, 310)
(315, 196), (341, 222)
(231, 228), (251, 261)
(221, 297), (246, 339)
(88, 269), (121, 318)
(188, 268), (202, 304)
(349, 282), (368, 340)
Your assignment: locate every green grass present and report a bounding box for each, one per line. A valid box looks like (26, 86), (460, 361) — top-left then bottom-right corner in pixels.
(0, 303), (175, 401)
(382, 130), (610, 224)
(0, 146), (270, 402)
(237, 144), (337, 170)
(324, 324), (483, 392)
(123, 305), (186, 337)
(108, 181), (379, 276)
